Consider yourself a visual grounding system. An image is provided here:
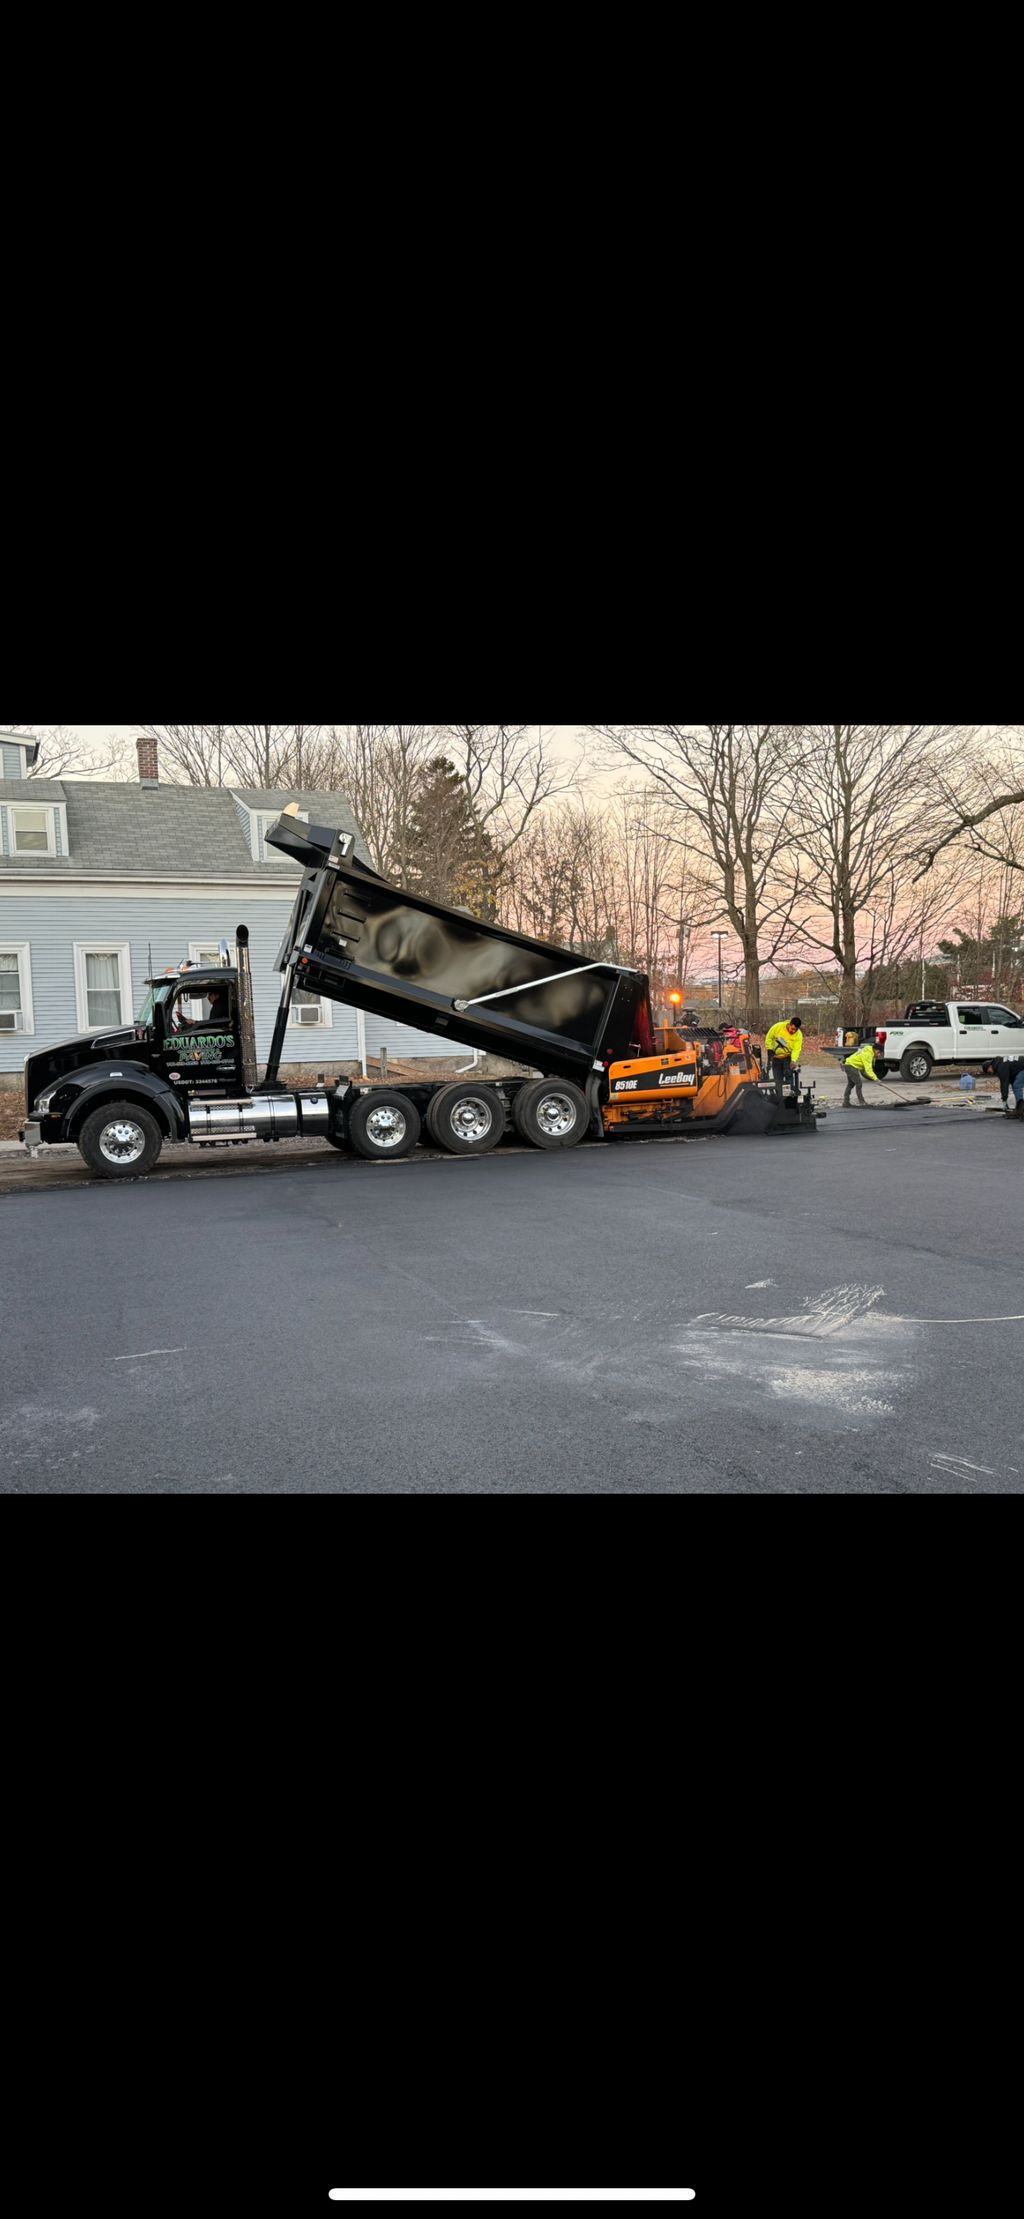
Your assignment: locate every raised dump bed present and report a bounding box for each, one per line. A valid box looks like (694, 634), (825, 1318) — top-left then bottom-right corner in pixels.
(266, 814), (656, 1082)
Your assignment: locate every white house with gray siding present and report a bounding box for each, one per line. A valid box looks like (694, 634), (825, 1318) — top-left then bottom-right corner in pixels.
(0, 732), (462, 1086)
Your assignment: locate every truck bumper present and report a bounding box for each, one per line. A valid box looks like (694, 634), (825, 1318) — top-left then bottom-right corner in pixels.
(21, 1121), (42, 1153)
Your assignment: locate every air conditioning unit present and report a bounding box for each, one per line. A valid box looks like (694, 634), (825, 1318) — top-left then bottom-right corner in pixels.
(295, 1003), (322, 1026)
(0, 1011), (19, 1031)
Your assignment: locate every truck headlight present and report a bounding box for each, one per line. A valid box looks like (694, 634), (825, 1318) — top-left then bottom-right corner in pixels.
(34, 1088), (58, 1115)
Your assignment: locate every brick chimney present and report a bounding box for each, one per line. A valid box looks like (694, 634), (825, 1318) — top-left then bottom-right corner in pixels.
(136, 734), (159, 785)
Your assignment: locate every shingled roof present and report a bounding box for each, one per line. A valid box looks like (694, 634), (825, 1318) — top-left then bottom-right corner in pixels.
(0, 781), (369, 877)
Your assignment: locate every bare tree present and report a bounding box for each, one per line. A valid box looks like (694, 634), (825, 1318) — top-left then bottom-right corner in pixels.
(135, 724), (228, 785)
(132, 724), (328, 789)
(437, 725), (566, 865)
(3, 724), (122, 779)
(319, 725), (436, 877)
(853, 864), (960, 1022)
(914, 725), (1024, 877)
(314, 723), (570, 891)
(223, 724), (325, 789)
(606, 792), (719, 988)
(783, 722), (948, 1028)
(499, 789), (719, 1000)
(588, 724), (804, 1020)
(500, 801), (617, 952)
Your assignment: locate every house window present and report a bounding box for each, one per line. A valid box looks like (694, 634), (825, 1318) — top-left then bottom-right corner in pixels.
(189, 943), (235, 968)
(0, 944), (33, 1034)
(73, 943), (133, 1032)
(11, 805), (57, 857)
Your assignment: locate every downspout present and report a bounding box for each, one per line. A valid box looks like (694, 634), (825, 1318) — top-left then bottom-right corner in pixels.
(356, 1006), (368, 1080)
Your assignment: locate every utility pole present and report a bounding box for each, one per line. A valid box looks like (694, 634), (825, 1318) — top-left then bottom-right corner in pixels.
(713, 931), (727, 1014)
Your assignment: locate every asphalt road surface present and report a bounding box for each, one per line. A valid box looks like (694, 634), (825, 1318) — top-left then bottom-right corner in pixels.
(3, 1101), (1022, 1492)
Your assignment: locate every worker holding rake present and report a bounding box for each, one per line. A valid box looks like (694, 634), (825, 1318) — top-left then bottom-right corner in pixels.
(842, 1038), (880, 1106)
(981, 1056), (1024, 1117)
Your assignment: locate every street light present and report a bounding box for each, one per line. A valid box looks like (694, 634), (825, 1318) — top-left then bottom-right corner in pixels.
(712, 931), (728, 1013)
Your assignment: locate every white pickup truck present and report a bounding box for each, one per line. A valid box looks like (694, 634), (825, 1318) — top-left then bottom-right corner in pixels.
(873, 999), (1024, 1081)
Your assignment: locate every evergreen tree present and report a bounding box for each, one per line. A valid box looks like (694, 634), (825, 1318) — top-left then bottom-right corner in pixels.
(407, 757), (499, 917)
(937, 912), (1024, 992)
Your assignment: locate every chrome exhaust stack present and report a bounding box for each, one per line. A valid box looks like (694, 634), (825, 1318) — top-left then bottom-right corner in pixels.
(234, 925), (259, 1095)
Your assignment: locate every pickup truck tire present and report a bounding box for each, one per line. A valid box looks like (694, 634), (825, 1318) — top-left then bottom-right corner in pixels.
(348, 1089), (422, 1160)
(78, 1100), (164, 1178)
(900, 1047), (933, 1082)
(512, 1077), (589, 1149)
(425, 1083), (504, 1155)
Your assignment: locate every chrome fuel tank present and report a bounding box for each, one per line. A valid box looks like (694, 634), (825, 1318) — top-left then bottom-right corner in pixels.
(188, 1093), (330, 1142)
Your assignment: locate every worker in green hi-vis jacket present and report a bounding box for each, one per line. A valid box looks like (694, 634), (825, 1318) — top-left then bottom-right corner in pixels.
(763, 1015), (804, 1100)
(842, 1039), (880, 1106)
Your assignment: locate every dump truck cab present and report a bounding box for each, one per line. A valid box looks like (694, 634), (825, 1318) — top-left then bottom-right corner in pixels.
(23, 948), (258, 1168)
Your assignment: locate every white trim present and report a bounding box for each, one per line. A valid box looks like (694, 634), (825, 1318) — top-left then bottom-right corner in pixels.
(73, 941), (133, 1032)
(0, 879), (307, 898)
(0, 940), (34, 1034)
(189, 940), (237, 967)
(9, 802), (58, 858)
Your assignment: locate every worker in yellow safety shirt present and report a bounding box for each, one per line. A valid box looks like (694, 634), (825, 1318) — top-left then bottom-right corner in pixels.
(764, 1015), (804, 1100)
(842, 1039), (880, 1106)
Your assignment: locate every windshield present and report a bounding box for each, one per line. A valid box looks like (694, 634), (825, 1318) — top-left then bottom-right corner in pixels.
(135, 982), (174, 1026)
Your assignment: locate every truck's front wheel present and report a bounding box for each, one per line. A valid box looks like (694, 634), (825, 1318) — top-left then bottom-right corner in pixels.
(78, 1100), (165, 1178)
(900, 1047), (933, 1082)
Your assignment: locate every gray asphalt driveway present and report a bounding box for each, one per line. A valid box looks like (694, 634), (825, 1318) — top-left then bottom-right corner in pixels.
(2, 1103), (1021, 1491)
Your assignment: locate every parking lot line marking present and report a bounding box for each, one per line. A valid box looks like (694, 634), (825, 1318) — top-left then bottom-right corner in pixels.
(111, 1348), (186, 1361)
(328, 2198), (696, 2207)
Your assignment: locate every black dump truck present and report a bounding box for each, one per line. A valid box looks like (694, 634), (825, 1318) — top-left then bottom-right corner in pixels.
(21, 808), (819, 1177)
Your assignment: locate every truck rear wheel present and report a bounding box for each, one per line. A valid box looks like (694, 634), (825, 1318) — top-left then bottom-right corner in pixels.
(512, 1078), (588, 1149)
(78, 1100), (164, 1179)
(348, 1090), (421, 1161)
(425, 1083), (504, 1155)
(900, 1047), (933, 1082)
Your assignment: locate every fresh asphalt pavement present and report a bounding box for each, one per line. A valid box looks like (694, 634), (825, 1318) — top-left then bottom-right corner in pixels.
(3, 1089), (1022, 1493)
